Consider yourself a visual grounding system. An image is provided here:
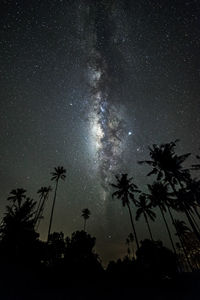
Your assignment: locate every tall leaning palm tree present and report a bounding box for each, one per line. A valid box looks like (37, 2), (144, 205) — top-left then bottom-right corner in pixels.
(110, 174), (140, 250)
(81, 208), (91, 231)
(35, 186), (52, 229)
(47, 166), (66, 242)
(147, 182), (177, 254)
(35, 187), (48, 222)
(135, 194), (156, 241)
(173, 188), (200, 241)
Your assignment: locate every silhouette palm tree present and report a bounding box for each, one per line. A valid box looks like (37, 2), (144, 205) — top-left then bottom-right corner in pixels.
(139, 141), (200, 241)
(35, 187), (47, 221)
(35, 186), (52, 229)
(147, 182), (177, 254)
(172, 188), (200, 241)
(138, 140), (190, 188)
(0, 196), (39, 262)
(47, 166), (66, 241)
(7, 188), (26, 208)
(81, 208), (91, 231)
(110, 174), (140, 250)
(135, 194), (156, 241)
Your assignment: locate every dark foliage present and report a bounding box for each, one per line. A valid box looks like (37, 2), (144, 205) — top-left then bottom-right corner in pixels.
(0, 195), (40, 265)
(63, 230), (103, 279)
(136, 239), (178, 279)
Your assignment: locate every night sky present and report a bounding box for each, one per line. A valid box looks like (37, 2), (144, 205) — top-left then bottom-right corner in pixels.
(1, 0), (200, 264)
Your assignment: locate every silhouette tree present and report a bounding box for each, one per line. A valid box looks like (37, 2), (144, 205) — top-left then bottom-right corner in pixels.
(0, 194), (39, 264)
(35, 186), (52, 229)
(47, 166), (66, 241)
(136, 239), (177, 279)
(81, 208), (91, 231)
(138, 140), (191, 188)
(47, 231), (65, 266)
(7, 188), (26, 208)
(110, 174), (140, 250)
(135, 194), (156, 241)
(64, 230), (103, 278)
(36, 187), (46, 215)
(139, 141), (200, 241)
(106, 256), (136, 281)
(174, 188), (200, 241)
(147, 182), (177, 254)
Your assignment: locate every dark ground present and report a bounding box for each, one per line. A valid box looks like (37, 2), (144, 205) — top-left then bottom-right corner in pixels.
(1, 271), (200, 300)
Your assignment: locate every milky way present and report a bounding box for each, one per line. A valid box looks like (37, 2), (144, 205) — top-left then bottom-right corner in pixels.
(82, 1), (129, 189)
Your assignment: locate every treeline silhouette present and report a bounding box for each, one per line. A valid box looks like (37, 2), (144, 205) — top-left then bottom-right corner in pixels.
(0, 140), (200, 297)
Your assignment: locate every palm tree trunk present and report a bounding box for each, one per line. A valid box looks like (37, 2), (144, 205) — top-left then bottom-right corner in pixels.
(127, 203), (139, 250)
(193, 205), (200, 221)
(36, 193), (48, 230)
(167, 177), (200, 242)
(188, 210), (200, 231)
(178, 234), (193, 272)
(166, 206), (184, 272)
(167, 205), (176, 225)
(159, 206), (177, 254)
(47, 180), (58, 242)
(184, 208), (200, 242)
(144, 213), (153, 241)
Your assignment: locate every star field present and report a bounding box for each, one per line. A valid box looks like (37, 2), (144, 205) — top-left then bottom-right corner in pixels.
(0, 0), (200, 263)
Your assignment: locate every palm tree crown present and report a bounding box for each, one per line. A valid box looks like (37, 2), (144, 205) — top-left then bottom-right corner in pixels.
(135, 194), (156, 222)
(110, 174), (140, 250)
(37, 186), (49, 198)
(111, 174), (139, 207)
(51, 166), (66, 182)
(147, 182), (172, 210)
(7, 188), (26, 207)
(82, 208), (91, 220)
(139, 140), (190, 185)
(81, 208), (91, 231)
